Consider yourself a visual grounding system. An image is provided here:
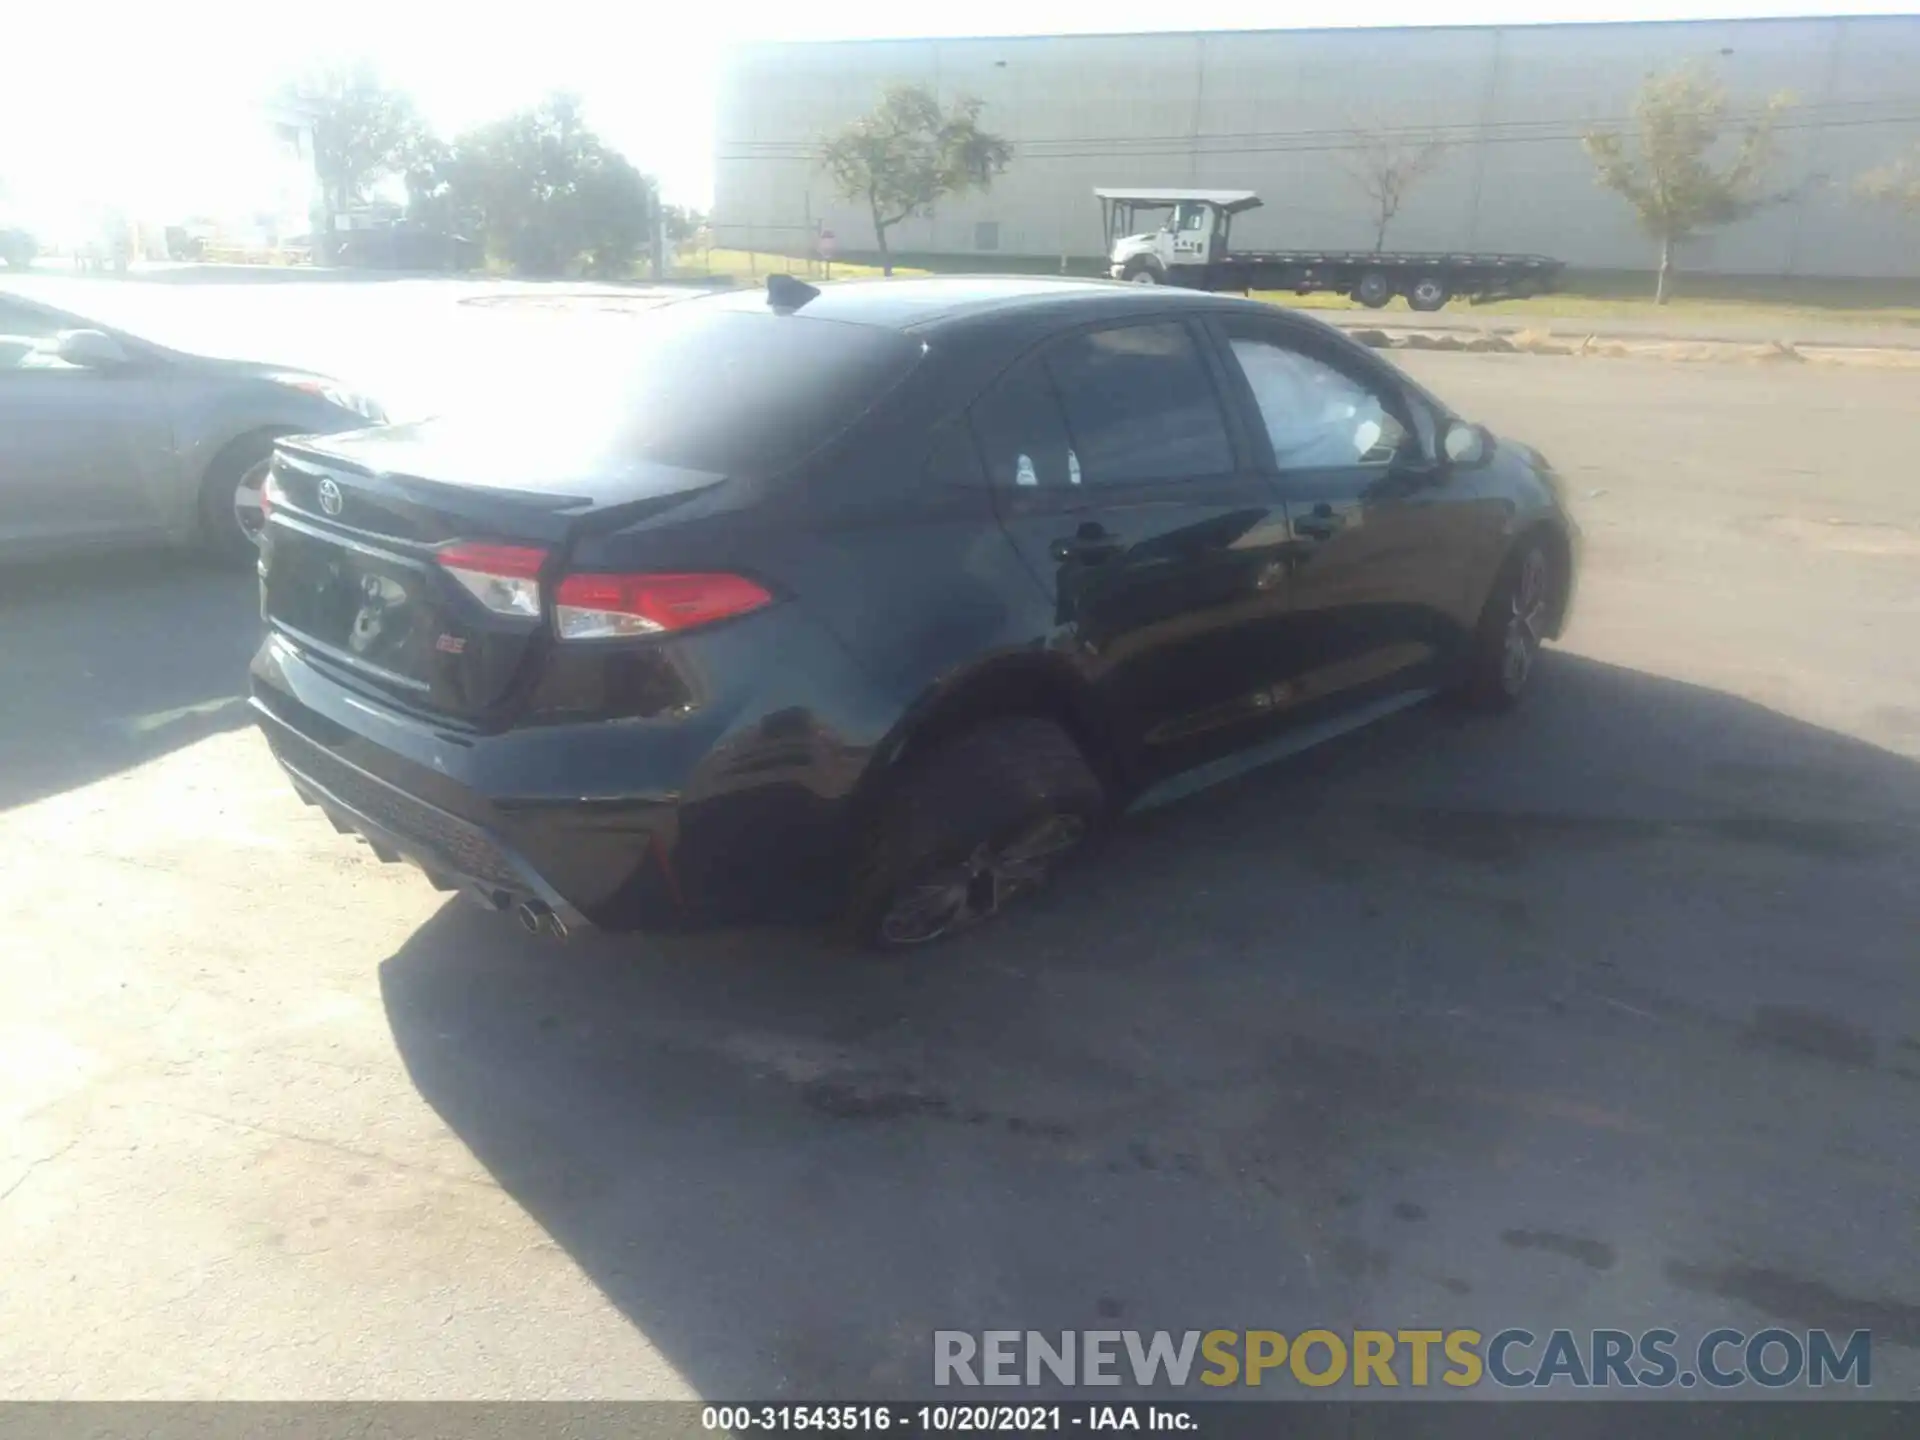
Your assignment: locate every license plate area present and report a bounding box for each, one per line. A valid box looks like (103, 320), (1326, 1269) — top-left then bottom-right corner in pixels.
(263, 520), (540, 715)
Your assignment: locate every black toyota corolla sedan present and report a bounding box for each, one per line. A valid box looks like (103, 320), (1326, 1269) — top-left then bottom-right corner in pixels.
(250, 276), (1578, 947)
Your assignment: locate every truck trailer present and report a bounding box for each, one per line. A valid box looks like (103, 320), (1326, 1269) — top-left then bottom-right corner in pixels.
(1098, 189), (1563, 310)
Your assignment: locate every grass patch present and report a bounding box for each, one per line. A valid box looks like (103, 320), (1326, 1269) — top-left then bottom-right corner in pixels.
(670, 248), (1920, 326)
(668, 247), (928, 281)
(1251, 290), (1920, 327)
(1243, 268), (1920, 326)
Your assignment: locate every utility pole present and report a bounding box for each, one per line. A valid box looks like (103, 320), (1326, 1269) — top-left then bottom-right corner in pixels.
(650, 181), (667, 280)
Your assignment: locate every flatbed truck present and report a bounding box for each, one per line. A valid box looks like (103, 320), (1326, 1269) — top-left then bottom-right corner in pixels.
(1098, 188), (1562, 311)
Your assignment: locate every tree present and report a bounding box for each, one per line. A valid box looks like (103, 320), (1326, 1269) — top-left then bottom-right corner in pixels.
(280, 64), (427, 260)
(436, 95), (655, 278)
(662, 205), (707, 246)
(819, 85), (1012, 275)
(1338, 128), (1450, 252)
(1583, 66), (1791, 304)
(401, 134), (459, 232)
(1857, 145), (1920, 214)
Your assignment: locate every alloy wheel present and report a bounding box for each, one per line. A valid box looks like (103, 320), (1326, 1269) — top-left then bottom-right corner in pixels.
(1501, 548), (1551, 695)
(232, 458), (271, 544)
(877, 812), (1087, 946)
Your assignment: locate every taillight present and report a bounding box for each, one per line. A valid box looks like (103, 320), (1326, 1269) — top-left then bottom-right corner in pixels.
(260, 468), (286, 522)
(553, 572), (772, 639)
(437, 542), (549, 618)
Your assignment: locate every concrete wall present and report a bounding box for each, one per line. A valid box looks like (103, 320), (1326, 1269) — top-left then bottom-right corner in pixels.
(714, 18), (1920, 279)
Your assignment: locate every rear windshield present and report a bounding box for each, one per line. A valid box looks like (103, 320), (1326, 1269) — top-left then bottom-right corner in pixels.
(447, 305), (923, 479)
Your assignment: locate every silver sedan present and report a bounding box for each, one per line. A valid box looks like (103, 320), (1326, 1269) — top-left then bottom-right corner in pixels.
(0, 289), (385, 564)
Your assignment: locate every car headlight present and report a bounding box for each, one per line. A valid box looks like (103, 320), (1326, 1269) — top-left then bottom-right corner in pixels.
(269, 374), (387, 424)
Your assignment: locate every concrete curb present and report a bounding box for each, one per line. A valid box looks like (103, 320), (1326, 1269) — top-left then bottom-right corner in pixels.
(1343, 326), (1920, 367)
(1319, 310), (1920, 353)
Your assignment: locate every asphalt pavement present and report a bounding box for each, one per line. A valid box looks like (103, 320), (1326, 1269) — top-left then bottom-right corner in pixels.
(1, 284), (1917, 1400)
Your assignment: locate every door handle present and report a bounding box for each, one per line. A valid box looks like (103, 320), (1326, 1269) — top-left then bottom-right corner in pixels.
(1292, 504), (1348, 541)
(1050, 522), (1123, 564)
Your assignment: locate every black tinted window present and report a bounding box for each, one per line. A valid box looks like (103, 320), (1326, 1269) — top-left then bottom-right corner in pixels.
(443, 308), (923, 478)
(1045, 323), (1233, 485)
(970, 355), (1076, 490)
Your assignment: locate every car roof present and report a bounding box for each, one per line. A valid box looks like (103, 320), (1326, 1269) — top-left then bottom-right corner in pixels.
(691, 275), (1257, 332)
(1094, 188), (1264, 214)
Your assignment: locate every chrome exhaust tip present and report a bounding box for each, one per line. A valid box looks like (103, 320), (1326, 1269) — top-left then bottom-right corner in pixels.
(516, 899), (570, 941)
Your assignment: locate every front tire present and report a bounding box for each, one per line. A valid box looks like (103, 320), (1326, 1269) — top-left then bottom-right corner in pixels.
(1121, 258), (1163, 286)
(1458, 541), (1554, 710)
(846, 718), (1106, 949)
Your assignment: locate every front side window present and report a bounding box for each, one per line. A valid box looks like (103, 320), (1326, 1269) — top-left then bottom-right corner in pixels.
(1227, 337), (1409, 472)
(1043, 323), (1233, 486)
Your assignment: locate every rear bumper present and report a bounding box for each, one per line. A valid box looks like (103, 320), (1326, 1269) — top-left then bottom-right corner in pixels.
(253, 699), (594, 929)
(252, 634), (696, 931)
(250, 628), (862, 931)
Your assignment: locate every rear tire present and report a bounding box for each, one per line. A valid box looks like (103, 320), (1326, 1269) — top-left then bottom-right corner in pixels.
(1407, 275), (1451, 312)
(846, 718), (1106, 950)
(1354, 270), (1394, 308)
(1457, 540), (1554, 711)
(197, 433), (282, 567)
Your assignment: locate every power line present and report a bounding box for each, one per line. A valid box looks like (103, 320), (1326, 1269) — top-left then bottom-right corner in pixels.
(719, 107), (1920, 166)
(718, 97), (1920, 161)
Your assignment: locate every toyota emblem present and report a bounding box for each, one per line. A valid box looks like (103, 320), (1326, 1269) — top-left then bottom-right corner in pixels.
(317, 477), (344, 517)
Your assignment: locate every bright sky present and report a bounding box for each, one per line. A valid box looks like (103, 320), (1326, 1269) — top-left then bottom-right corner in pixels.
(2, 0), (1910, 239)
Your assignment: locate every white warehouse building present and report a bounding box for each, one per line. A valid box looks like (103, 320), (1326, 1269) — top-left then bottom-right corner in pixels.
(714, 16), (1920, 280)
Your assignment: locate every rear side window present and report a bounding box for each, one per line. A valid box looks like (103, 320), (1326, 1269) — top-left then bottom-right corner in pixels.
(969, 354), (1077, 490)
(1044, 322), (1233, 485)
(446, 308), (924, 479)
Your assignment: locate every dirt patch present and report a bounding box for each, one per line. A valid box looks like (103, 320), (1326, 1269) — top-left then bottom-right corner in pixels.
(1373, 804), (1902, 865)
(1501, 1228), (1618, 1271)
(1761, 516), (1920, 558)
(1664, 1261), (1920, 1348)
(1740, 1006), (1878, 1070)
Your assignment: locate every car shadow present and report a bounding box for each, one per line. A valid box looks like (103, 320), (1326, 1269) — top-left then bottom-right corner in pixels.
(378, 652), (1920, 1399)
(0, 552), (261, 811)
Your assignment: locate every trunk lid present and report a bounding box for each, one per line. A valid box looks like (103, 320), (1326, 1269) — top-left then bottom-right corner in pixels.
(260, 428), (724, 720)
(258, 301), (925, 722)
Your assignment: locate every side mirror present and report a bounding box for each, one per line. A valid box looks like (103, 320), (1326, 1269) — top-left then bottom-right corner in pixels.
(54, 328), (133, 368)
(1442, 420), (1494, 469)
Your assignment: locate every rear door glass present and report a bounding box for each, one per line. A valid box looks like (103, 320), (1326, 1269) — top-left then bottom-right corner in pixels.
(1042, 322), (1234, 485)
